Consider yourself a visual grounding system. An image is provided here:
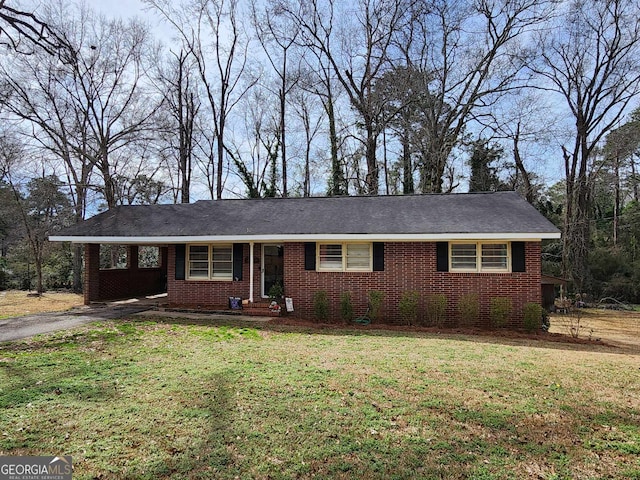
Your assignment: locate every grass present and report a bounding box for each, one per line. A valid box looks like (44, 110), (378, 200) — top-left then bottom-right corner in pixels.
(550, 308), (640, 350)
(1, 313), (639, 479)
(0, 290), (83, 319)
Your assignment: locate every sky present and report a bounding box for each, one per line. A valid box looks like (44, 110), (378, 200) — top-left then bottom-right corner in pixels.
(95, 0), (147, 19)
(19, 0), (571, 196)
(89, 0), (567, 189)
(94, 0), (169, 35)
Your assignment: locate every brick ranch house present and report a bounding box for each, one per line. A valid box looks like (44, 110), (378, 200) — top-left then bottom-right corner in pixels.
(50, 192), (560, 327)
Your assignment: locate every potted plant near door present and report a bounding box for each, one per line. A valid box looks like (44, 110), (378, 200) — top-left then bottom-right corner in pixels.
(267, 282), (284, 314)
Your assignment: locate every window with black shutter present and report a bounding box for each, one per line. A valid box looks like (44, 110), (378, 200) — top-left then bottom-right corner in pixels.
(511, 242), (526, 272)
(436, 242), (449, 272)
(175, 244), (186, 280)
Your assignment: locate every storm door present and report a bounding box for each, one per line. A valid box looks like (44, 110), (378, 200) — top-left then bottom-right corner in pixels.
(261, 244), (284, 298)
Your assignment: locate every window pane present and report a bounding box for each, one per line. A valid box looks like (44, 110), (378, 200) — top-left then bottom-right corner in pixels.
(481, 244), (508, 270)
(189, 245), (209, 278)
(451, 244), (477, 270)
(189, 245), (209, 261)
(319, 244), (342, 269)
(346, 243), (371, 270)
(212, 245), (233, 279)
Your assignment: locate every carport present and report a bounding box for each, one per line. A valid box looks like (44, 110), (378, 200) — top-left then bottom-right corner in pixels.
(83, 244), (168, 304)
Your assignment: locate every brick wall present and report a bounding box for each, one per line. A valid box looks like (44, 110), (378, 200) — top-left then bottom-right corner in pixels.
(84, 244), (167, 304)
(284, 241), (542, 328)
(164, 241), (542, 328)
(84, 244), (100, 304)
(167, 244), (261, 307)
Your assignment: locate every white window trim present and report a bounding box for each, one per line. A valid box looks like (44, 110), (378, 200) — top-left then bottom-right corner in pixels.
(186, 243), (233, 281)
(317, 242), (373, 272)
(449, 241), (511, 273)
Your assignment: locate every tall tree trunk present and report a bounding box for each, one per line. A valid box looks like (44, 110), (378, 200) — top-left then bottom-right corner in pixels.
(216, 119), (224, 200)
(35, 246), (44, 294)
(280, 85), (287, 197)
(632, 154), (639, 202)
(402, 131), (414, 194)
(383, 129), (389, 195)
(563, 144), (592, 294)
(513, 123), (534, 203)
(365, 120), (378, 195)
(613, 152), (620, 246)
(325, 92), (345, 196)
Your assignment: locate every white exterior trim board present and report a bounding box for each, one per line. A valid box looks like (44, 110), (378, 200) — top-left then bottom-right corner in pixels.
(50, 231), (561, 244)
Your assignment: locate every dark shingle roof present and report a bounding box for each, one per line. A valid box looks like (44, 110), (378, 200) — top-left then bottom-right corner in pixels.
(51, 191), (560, 241)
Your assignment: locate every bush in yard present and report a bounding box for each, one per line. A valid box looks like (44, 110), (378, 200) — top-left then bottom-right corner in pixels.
(426, 294), (447, 327)
(368, 290), (384, 322)
(340, 291), (354, 323)
(457, 293), (479, 326)
(398, 291), (420, 326)
(312, 290), (330, 322)
(541, 310), (550, 332)
(490, 297), (512, 328)
(523, 302), (543, 332)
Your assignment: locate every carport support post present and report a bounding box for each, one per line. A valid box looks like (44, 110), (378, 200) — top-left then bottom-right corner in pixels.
(127, 245), (139, 270)
(84, 243), (100, 305)
(249, 242), (254, 303)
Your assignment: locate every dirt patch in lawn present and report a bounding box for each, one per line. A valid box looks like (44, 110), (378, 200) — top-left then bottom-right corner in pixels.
(550, 308), (640, 351)
(0, 290), (83, 318)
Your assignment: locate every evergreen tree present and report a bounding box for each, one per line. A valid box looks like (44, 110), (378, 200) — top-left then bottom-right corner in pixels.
(468, 140), (506, 192)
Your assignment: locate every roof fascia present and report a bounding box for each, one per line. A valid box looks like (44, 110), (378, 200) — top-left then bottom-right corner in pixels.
(50, 232), (561, 244)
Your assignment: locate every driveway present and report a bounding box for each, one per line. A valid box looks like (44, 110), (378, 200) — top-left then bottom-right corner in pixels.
(0, 304), (154, 343)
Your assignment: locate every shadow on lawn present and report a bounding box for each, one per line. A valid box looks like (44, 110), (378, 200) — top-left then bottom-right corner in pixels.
(135, 370), (241, 479)
(130, 313), (639, 356)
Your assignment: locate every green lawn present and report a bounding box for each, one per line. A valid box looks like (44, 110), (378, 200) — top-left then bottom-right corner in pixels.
(1, 317), (639, 479)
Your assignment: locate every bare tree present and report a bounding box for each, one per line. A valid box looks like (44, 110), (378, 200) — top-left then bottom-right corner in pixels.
(62, 13), (159, 209)
(530, 0), (640, 291)
(153, 49), (201, 203)
(1, 2), (159, 288)
(289, 88), (323, 196)
(228, 90), (281, 198)
(299, 54), (348, 196)
(147, 0), (257, 199)
(252, 0), (302, 197)
(392, 0), (555, 193)
(1, 14), (90, 292)
(276, 0), (408, 195)
(478, 91), (558, 203)
(0, 0), (67, 56)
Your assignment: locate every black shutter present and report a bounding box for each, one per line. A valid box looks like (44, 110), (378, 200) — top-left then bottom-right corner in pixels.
(373, 242), (384, 271)
(304, 242), (316, 270)
(436, 242), (449, 272)
(512, 241), (526, 272)
(175, 244), (186, 280)
(233, 243), (243, 280)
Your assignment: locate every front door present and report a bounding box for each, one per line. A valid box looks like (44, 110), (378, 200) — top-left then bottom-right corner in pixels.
(262, 244), (284, 298)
